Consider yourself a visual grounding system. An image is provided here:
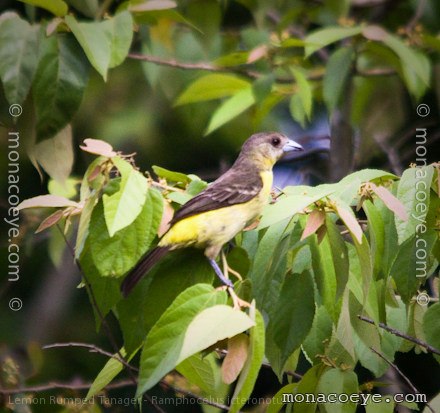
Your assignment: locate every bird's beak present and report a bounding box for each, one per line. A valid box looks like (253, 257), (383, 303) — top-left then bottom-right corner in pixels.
(282, 140), (303, 152)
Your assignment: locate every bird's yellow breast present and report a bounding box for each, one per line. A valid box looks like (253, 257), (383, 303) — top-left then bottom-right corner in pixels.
(159, 170), (273, 249)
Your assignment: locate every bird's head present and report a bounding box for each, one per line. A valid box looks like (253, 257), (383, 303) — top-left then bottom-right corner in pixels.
(240, 132), (303, 169)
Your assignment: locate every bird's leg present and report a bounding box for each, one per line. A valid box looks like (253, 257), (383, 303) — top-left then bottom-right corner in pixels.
(208, 256), (250, 310)
(208, 258), (234, 288)
(221, 251), (242, 281)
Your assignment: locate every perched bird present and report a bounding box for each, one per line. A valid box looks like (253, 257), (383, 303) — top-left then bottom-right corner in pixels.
(121, 132), (303, 297)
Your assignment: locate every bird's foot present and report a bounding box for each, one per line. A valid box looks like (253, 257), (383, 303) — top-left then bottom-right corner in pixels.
(228, 287), (251, 310)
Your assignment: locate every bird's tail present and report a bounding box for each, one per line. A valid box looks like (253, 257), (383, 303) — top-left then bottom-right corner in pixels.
(121, 246), (170, 297)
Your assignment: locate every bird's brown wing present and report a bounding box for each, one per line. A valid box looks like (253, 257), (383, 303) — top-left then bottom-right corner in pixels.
(169, 168), (263, 225)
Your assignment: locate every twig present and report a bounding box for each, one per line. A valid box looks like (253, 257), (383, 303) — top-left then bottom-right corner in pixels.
(42, 342), (138, 372)
(370, 347), (435, 413)
(0, 379), (134, 394)
(1, 378), (234, 411)
(358, 315), (440, 355)
(406, 0), (427, 31)
(128, 53), (396, 82)
(129, 52), (260, 79)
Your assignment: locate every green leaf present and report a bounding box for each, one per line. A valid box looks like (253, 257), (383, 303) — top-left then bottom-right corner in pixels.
(205, 88), (255, 135)
(180, 306), (254, 360)
(338, 169), (397, 187)
(374, 193), (400, 277)
(0, 13), (39, 106)
(291, 67), (313, 120)
(90, 189), (163, 277)
(75, 157), (108, 258)
(137, 285), (254, 395)
(327, 289), (356, 366)
(308, 232), (338, 320)
(305, 26), (363, 57)
(349, 291), (381, 355)
(229, 305), (265, 413)
(48, 177), (78, 199)
(323, 46), (354, 112)
(289, 93), (307, 128)
(258, 186), (335, 229)
(65, 15), (109, 79)
(86, 347), (138, 400)
(103, 157), (149, 236)
(175, 74), (250, 105)
(423, 303), (440, 354)
(365, 398), (395, 413)
(382, 34), (430, 99)
(176, 352), (222, 395)
(18, 0), (68, 16)
(117, 249), (214, 354)
(266, 382), (298, 413)
(250, 218), (291, 317)
(390, 232), (437, 303)
(317, 369), (358, 413)
(267, 271), (315, 369)
(294, 364), (325, 413)
(303, 306), (333, 364)
(395, 165), (435, 245)
(363, 200), (385, 279)
(382, 298), (407, 359)
(33, 34), (89, 141)
(33, 124), (74, 183)
(152, 165), (191, 184)
(167, 191), (192, 205)
(105, 11), (134, 68)
(326, 217), (349, 300)
(79, 243), (121, 328)
(334, 199), (363, 244)
(65, 12), (133, 80)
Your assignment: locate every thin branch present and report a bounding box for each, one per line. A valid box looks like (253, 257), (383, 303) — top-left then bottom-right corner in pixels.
(0, 379), (134, 394)
(370, 347), (435, 413)
(128, 53), (396, 82)
(128, 52), (260, 79)
(406, 0), (427, 31)
(42, 342), (138, 372)
(358, 315), (440, 355)
(35, 342), (236, 411)
(1, 378), (234, 411)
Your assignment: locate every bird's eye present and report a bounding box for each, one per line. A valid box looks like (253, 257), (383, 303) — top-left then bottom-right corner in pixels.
(271, 137), (281, 146)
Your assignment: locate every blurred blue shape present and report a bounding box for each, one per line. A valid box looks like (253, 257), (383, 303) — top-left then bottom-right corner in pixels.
(273, 107), (330, 188)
